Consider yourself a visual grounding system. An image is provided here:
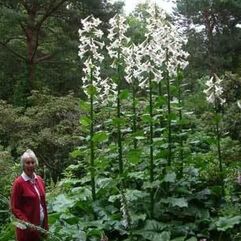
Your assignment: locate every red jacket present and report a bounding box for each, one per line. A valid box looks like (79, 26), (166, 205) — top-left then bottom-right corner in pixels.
(11, 175), (48, 241)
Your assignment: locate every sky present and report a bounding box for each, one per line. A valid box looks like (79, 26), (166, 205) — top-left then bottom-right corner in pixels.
(110, 0), (176, 14)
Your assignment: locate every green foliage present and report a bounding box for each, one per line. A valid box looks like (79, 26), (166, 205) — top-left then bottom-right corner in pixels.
(1, 2), (241, 241)
(0, 223), (15, 241)
(0, 91), (83, 183)
(177, 0), (241, 91)
(0, 147), (20, 230)
(215, 216), (241, 231)
(135, 220), (171, 241)
(0, 0), (120, 103)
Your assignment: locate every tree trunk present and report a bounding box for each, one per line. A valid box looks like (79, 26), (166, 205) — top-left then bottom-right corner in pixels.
(25, 6), (37, 92)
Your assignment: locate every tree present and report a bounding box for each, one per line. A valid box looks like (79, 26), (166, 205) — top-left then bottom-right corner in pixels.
(0, 91), (83, 183)
(176, 0), (241, 81)
(1, 1), (69, 92)
(0, 0), (119, 104)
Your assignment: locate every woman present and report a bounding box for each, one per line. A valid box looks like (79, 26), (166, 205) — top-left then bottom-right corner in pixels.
(11, 149), (48, 241)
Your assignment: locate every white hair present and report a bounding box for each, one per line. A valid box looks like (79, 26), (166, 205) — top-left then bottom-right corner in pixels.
(20, 149), (38, 167)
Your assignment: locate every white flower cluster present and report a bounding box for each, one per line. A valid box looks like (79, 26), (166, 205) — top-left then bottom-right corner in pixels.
(107, 14), (130, 66)
(78, 15), (104, 61)
(137, 4), (189, 89)
(123, 43), (142, 84)
(79, 4), (189, 99)
(78, 15), (116, 101)
(161, 23), (189, 77)
(137, 6), (166, 88)
(203, 74), (226, 106)
(120, 191), (129, 229)
(98, 77), (117, 104)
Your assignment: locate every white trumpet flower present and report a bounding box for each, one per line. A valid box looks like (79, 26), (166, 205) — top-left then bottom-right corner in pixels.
(136, 4), (189, 89)
(78, 15), (116, 101)
(237, 100), (241, 109)
(137, 6), (167, 88)
(107, 14), (130, 68)
(203, 74), (226, 106)
(124, 43), (143, 84)
(105, 14), (130, 101)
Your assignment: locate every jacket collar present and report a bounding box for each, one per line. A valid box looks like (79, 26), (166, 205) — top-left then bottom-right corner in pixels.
(21, 172), (37, 182)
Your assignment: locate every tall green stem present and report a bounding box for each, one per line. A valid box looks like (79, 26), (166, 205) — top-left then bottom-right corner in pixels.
(177, 71), (184, 176)
(158, 82), (164, 128)
(166, 71), (172, 166)
(215, 112), (224, 195)
(90, 67), (96, 201)
(149, 75), (154, 218)
(117, 60), (123, 176)
(132, 81), (137, 149)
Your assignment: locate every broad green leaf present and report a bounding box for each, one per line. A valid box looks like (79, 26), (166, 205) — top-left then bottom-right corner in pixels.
(144, 220), (167, 231)
(186, 237), (197, 241)
(132, 130), (145, 136)
(168, 197), (188, 208)
(127, 149), (142, 164)
(48, 213), (61, 225)
(71, 186), (92, 201)
(79, 100), (90, 111)
(161, 143), (169, 149)
(120, 89), (129, 99)
(156, 96), (167, 105)
(126, 189), (149, 202)
(135, 220), (170, 241)
(127, 171), (146, 180)
(142, 114), (152, 123)
(96, 177), (114, 191)
(171, 237), (186, 241)
(167, 112), (177, 121)
(52, 194), (75, 212)
(73, 230), (87, 241)
(92, 131), (108, 143)
(216, 216), (241, 231)
(108, 194), (121, 202)
(79, 116), (91, 127)
(143, 180), (161, 189)
(156, 231), (170, 241)
(183, 166), (199, 176)
(131, 213), (147, 223)
(58, 178), (81, 187)
(78, 232), (87, 241)
(139, 230), (171, 241)
(60, 213), (80, 225)
(112, 117), (125, 126)
(195, 208), (210, 219)
(87, 228), (103, 237)
(153, 137), (164, 142)
(163, 172), (176, 183)
(80, 220), (104, 228)
(70, 149), (81, 158)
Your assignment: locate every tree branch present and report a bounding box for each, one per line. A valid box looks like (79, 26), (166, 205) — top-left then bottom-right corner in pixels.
(0, 42), (27, 61)
(3, 37), (26, 44)
(31, 0), (68, 63)
(19, 22), (28, 38)
(36, 0), (68, 29)
(34, 54), (54, 64)
(19, 0), (31, 13)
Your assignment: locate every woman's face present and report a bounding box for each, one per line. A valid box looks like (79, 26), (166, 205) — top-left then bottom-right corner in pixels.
(23, 157), (36, 177)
